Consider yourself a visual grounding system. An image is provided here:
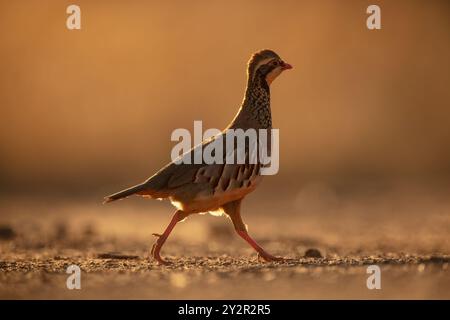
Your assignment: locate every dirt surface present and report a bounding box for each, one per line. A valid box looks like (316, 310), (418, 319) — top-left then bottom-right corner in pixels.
(0, 190), (449, 299)
(1, 247), (449, 299)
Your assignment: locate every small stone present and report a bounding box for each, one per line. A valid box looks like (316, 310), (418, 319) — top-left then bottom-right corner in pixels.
(0, 225), (15, 240)
(304, 248), (322, 258)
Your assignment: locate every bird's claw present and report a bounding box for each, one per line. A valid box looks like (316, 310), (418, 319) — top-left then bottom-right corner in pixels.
(257, 252), (285, 262)
(154, 256), (171, 265)
(151, 238), (171, 265)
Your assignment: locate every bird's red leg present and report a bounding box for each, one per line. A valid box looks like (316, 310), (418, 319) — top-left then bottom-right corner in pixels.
(235, 229), (283, 262)
(222, 200), (284, 262)
(151, 210), (187, 265)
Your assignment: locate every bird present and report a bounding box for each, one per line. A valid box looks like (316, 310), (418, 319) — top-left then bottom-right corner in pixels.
(104, 49), (292, 264)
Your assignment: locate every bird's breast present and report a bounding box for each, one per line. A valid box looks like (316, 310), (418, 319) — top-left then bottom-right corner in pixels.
(170, 163), (262, 213)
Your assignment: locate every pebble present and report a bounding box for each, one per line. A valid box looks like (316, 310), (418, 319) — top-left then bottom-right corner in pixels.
(304, 248), (322, 258)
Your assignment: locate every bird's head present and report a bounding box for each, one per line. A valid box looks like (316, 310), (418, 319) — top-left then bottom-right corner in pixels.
(247, 49), (292, 86)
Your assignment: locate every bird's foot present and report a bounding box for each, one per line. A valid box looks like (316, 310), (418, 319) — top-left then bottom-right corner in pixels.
(150, 235), (171, 265)
(257, 252), (285, 262)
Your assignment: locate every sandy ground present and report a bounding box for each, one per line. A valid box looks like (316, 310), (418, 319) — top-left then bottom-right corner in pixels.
(0, 186), (449, 299)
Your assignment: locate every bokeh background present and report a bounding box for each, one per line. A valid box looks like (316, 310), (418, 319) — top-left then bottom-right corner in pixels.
(0, 0), (449, 299)
(1, 0), (450, 195)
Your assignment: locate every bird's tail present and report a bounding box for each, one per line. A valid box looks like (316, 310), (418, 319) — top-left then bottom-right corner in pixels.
(103, 183), (146, 204)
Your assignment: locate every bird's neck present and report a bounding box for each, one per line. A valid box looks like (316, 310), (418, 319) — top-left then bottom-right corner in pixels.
(228, 75), (272, 130)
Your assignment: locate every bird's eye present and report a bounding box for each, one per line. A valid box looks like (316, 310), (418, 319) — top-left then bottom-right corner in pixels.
(271, 60), (279, 66)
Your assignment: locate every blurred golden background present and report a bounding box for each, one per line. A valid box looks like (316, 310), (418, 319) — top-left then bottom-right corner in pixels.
(1, 0), (449, 197)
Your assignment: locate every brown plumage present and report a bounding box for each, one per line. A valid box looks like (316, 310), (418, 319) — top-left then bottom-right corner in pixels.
(104, 49), (292, 264)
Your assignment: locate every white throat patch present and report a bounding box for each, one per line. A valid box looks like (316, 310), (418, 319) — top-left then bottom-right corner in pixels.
(252, 58), (276, 82)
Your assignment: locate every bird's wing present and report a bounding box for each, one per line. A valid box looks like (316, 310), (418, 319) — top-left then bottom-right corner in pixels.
(140, 132), (259, 197)
(140, 134), (223, 192)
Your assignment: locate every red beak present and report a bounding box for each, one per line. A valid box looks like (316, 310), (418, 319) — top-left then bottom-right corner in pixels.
(281, 61), (293, 70)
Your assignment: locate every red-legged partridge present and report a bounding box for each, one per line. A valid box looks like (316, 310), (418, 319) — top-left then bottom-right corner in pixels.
(105, 49), (292, 264)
